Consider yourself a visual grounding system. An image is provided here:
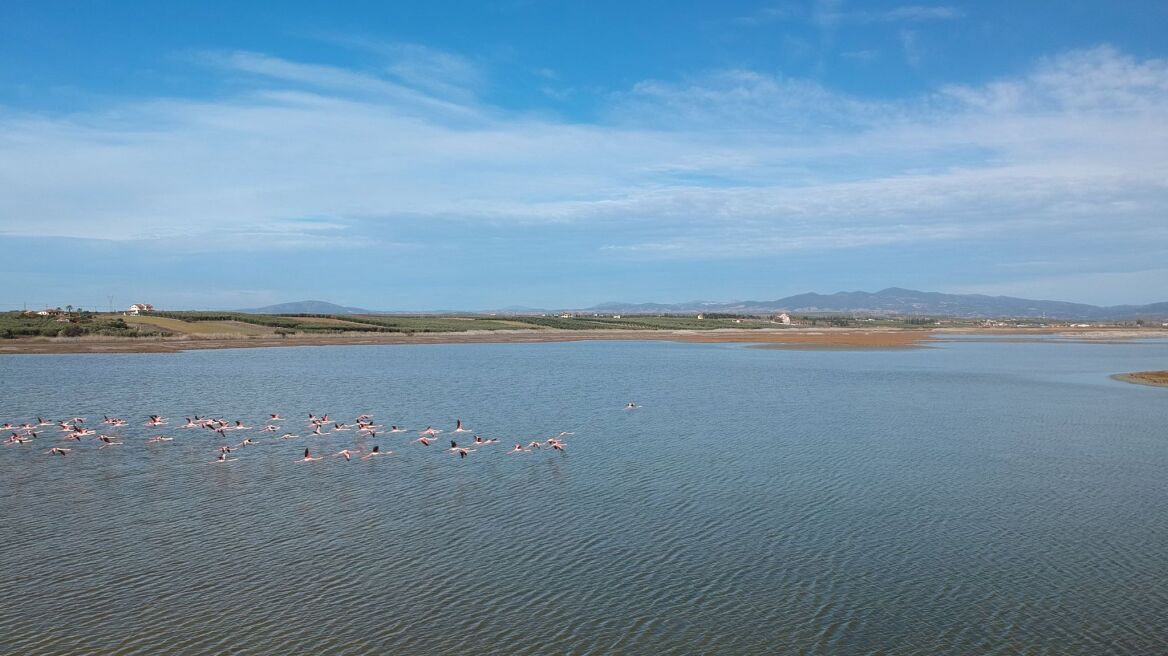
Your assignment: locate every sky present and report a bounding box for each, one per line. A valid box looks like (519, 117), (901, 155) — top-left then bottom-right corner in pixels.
(2, 0), (1167, 311)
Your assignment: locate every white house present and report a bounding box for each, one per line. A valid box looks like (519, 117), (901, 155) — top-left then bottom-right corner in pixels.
(776, 313), (792, 325)
(128, 303), (155, 315)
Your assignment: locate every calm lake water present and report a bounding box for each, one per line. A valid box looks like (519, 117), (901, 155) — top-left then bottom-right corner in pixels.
(1, 339), (1166, 655)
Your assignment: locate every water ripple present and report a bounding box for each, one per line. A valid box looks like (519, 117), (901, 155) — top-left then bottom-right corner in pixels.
(2, 341), (1167, 654)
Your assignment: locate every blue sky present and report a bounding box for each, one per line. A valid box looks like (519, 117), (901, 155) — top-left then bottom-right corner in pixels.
(2, 1), (1167, 310)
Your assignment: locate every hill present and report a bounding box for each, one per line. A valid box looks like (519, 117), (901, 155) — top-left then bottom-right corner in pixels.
(240, 300), (372, 315)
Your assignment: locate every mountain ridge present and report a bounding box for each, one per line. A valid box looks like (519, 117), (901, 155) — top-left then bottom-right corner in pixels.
(579, 288), (1168, 319)
(236, 290), (1168, 320)
(239, 300), (372, 315)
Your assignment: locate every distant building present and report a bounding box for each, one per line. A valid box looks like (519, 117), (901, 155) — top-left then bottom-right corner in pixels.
(559, 312), (574, 318)
(612, 314), (621, 319)
(128, 303), (155, 315)
(776, 313), (792, 325)
(36, 308), (64, 317)
(696, 313), (705, 320)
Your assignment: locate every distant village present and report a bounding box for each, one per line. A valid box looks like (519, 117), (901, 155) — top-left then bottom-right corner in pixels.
(25, 303), (155, 322)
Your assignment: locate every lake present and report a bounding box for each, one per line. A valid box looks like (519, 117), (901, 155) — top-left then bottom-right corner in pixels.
(1, 339), (1166, 654)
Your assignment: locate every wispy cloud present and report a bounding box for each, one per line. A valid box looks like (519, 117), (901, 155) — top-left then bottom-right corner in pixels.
(202, 50), (481, 119)
(819, 4), (964, 24)
(840, 49), (879, 63)
(899, 28), (922, 67)
(733, 5), (799, 26)
(0, 44), (1165, 289)
(873, 5), (963, 22)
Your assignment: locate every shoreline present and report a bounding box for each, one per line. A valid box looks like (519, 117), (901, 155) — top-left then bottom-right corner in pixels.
(1, 326), (1164, 355)
(0, 328), (937, 354)
(1111, 371), (1168, 388)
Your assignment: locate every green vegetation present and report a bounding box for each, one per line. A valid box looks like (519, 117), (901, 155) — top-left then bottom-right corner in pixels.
(6, 308), (1085, 342)
(0, 311), (164, 338)
(472, 315), (771, 331)
(123, 316), (270, 336)
(140, 311), (774, 333)
(150, 311), (384, 333)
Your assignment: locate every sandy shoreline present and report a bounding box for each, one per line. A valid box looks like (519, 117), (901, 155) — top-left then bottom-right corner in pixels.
(1112, 371), (1168, 388)
(0, 328), (936, 354)
(1, 326), (1164, 355)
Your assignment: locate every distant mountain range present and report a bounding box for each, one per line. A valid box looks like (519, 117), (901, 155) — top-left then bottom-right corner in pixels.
(238, 289), (1168, 320)
(582, 288), (1168, 320)
(240, 300), (372, 315)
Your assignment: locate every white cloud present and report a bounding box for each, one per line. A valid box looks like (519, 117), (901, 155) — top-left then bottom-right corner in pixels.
(381, 42), (486, 101)
(940, 45), (1168, 113)
(0, 44), (1165, 281)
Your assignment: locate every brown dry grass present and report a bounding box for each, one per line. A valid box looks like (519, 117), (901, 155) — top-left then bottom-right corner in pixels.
(1112, 371), (1168, 388)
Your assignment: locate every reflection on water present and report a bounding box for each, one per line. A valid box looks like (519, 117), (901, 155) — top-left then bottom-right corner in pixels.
(1, 340), (1166, 654)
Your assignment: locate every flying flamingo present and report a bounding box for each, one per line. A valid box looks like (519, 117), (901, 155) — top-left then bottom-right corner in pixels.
(361, 445), (389, 460)
(447, 440), (475, 458)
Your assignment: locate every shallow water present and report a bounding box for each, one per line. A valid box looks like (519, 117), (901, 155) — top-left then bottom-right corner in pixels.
(1, 339), (1166, 655)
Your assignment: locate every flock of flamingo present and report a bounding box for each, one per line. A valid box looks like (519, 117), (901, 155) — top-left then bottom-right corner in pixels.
(0, 410), (604, 463)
